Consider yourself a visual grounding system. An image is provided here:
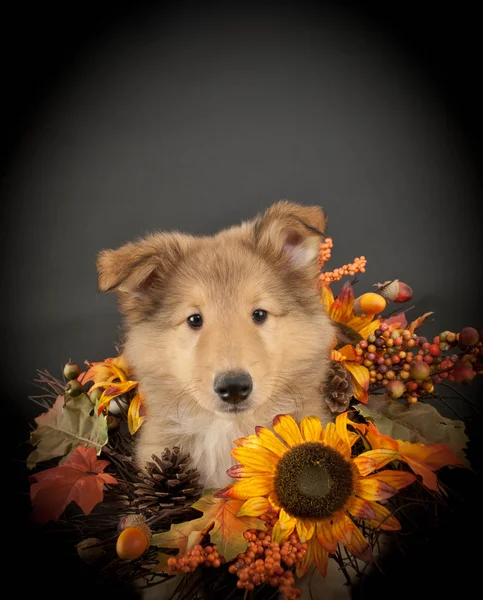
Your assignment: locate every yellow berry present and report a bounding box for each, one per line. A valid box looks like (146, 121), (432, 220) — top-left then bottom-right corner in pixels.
(116, 526), (150, 560)
(353, 293), (387, 316)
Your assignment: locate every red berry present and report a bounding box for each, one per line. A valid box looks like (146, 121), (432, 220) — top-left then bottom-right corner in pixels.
(452, 363), (475, 384)
(429, 344), (440, 357)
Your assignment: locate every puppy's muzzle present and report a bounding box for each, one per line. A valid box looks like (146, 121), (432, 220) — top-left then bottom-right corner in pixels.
(214, 371), (253, 404)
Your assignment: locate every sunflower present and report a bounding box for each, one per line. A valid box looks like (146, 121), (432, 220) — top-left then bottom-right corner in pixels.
(216, 413), (416, 577)
(80, 355), (145, 435)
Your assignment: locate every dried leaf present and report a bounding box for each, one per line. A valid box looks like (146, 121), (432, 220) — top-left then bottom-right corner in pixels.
(382, 312), (408, 331)
(27, 393), (109, 468)
(408, 311), (434, 334)
(190, 491), (266, 561)
(153, 491), (266, 562)
(29, 446), (118, 523)
(151, 520), (208, 571)
(356, 395), (469, 466)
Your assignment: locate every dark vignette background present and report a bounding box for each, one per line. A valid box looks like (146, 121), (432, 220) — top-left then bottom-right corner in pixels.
(1, 1), (482, 599)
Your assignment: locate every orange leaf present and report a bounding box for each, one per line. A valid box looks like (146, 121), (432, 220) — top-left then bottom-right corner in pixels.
(151, 520), (207, 570)
(408, 312), (434, 334)
(29, 446), (118, 523)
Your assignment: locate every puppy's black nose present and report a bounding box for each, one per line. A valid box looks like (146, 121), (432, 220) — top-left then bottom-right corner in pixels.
(214, 371), (253, 403)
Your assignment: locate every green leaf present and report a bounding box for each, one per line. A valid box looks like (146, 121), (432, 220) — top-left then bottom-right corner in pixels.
(356, 395), (469, 466)
(27, 394), (109, 469)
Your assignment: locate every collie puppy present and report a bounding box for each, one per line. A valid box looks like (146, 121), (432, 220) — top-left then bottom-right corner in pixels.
(96, 201), (337, 488)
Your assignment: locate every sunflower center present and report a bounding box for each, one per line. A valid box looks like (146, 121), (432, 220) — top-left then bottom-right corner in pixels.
(274, 442), (354, 519)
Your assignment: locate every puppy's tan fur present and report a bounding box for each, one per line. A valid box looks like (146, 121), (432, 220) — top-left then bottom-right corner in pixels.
(97, 201), (337, 488)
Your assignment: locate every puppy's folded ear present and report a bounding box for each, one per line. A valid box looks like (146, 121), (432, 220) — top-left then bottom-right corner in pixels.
(254, 200), (327, 275)
(97, 232), (191, 320)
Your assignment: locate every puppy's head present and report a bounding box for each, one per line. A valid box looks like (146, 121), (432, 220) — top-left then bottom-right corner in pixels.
(97, 201), (335, 419)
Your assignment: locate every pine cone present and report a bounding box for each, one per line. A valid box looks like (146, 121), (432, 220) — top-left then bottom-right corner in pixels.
(322, 360), (354, 414)
(129, 447), (204, 516)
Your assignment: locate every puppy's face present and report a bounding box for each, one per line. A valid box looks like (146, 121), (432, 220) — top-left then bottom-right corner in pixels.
(97, 201), (335, 419)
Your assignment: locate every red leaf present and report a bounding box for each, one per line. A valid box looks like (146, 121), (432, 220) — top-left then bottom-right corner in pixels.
(29, 446), (118, 523)
(382, 312), (408, 331)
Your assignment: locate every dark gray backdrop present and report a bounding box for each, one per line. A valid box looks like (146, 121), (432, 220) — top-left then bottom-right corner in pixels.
(3, 2), (481, 425)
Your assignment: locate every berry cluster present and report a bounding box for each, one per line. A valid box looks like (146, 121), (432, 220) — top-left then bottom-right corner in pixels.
(166, 544), (223, 573)
(317, 237), (367, 286)
(228, 517), (307, 600)
(355, 325), (483, 403)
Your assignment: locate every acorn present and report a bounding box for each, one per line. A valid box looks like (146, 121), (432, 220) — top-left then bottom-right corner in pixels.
(63, 361), (81, 380)
(374, 280), (413, 303)
(353, 293), (387, 316)
(76, 538), (105, 564)
(116, 523), (151, 560)
(374, 280), (400, 302)
(65, 379), (84, 398)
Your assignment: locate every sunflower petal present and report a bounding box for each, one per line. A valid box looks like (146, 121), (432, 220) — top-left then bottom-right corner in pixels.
(255, 426), (289, 457)
(231, 447), (278, 473)
(337, 345), (357, 361)
(300, 416), (323, 443)
(353, 449), (400, 476)
(296, 520), (315, 543)
(335, 412), (351, 454)
(354, 470), (416, 501)
(345, 496), (376, 520)
(344, 362), (369, 404)
(271, 509), (297, 543)
(344, 521), (372, 562)
(236, 497), (271, 517)
(365, 502), (401, 531)
(316, 519), (338, 553)
(313, 540), (329, 577)
(127, 393), (144, 435)
(233, 434), (260, 448)
(296, 536), (315, 578)
(320, 285), (335, 313)
(268, 492), (281, 511)
(226, 465), (266, 479)
(96, 381), (138, 415)
(215, 475), (274, 500)
(329, 282), (354, 324)
(273, 414), (304, 447)
(358, 319), (381, 340)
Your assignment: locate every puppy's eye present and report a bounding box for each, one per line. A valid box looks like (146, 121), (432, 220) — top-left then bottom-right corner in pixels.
(252, 309), (268, 324)
(187, 314), (203, 329)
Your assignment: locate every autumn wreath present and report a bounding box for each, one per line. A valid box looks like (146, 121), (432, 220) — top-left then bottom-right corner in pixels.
(25, 237), (480, 600)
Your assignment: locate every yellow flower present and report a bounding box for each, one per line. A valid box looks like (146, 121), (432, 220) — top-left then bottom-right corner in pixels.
(80, 355), (144, 435)
(331, 346), (370, 404)
(321, 282), (380, 340)
(216, 413), (416, 577)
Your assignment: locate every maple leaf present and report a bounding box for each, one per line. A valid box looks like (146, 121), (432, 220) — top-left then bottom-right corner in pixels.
(27, 393), (109, 468)
(29, 446), (118, 523)
(191, 491), (266, 561)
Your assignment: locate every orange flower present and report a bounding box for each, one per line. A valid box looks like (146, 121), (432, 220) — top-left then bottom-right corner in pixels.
(217, 413), (415, 577)
(80, 355), (144, 435)
(350, 420), (465, 492)
(331, 346), (369, 404)
(321, 281), (381, 340)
